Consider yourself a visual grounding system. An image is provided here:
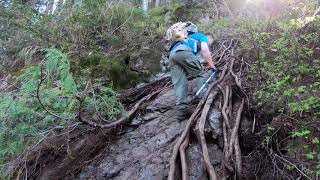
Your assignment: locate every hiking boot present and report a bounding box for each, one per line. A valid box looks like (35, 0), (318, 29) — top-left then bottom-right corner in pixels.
(175, 104), (192, 121)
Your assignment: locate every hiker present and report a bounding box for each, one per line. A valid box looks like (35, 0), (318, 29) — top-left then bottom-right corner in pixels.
(166, 21), (216, 120)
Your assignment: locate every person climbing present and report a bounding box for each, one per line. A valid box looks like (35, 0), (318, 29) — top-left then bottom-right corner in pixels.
(166, 21), (216, 120)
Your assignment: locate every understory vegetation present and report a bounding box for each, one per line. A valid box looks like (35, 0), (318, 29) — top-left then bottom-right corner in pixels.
(0, 1), (198, 177)
(200, 1), (320, 177)
(0, 48), (125, 177)
(1, 0), (320, 179)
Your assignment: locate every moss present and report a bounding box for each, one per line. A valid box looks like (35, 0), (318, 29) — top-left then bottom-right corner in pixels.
(71, 52), (147, 90)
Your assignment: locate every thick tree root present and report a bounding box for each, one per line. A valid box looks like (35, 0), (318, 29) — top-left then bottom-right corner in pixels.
(168, 38), (247, 179)
(180, 135), (189, 180)
(168, 69), (227, 180)
(195, 91), (219, 180)
(77, 87), (168, 128)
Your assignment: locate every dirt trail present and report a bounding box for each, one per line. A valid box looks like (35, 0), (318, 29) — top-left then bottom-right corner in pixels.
(79, 88), (223, 179)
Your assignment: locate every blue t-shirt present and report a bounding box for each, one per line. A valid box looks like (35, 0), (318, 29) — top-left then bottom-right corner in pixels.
(169, 32), (208, 54)
(188, 32), (209, 44)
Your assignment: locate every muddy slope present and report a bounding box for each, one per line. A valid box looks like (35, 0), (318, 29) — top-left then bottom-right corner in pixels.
(79, 88), (223, 179)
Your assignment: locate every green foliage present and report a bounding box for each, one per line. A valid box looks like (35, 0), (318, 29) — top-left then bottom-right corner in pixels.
(148, 4), (180, 32)
(291, 129), (311, 138)
(262, 126), (275, 145)
(0, 49), (124, 174)
(199, 2), (320, 177)
(84, 84), (124, 121)
(1, 1), (175, 58)
(289, 97), (320, 113)
(245, 17), (320, 114)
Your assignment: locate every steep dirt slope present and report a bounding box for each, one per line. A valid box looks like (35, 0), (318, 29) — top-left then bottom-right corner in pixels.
(79, 88), (223, 179)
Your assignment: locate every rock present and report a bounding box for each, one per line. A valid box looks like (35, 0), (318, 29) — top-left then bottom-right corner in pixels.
(187, 143), (223, 180)
(129, 117), (144, 126)
(208, 109), (222, 139)
(146, 88), (176, 112)
(80, 93), (223, 180)
(79, 87), (224, 179)
(79, 108), (186, 179)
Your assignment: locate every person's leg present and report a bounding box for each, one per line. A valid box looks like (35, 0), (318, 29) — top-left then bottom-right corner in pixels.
(173, 51), (206, 96)
(169, 52), (188, 105)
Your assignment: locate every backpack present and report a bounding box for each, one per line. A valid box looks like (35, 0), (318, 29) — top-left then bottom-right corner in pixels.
(185, 21), (198, 34)
(169, 37), (200, 54)
(166, 22), (188, 41)
(167, 21), (200, 54)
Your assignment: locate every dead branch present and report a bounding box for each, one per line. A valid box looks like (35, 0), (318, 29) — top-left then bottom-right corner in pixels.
(217, 39), (233, 65)
(195, 91), (219, 180)
(222, 0), (233, 16)
(274, 153), (311, 180)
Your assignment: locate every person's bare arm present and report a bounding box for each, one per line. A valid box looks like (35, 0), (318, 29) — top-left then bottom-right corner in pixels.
(200, 42), (216, 69)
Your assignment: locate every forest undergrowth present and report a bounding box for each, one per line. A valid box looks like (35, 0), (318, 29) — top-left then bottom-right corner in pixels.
(1, 0), (320, 179)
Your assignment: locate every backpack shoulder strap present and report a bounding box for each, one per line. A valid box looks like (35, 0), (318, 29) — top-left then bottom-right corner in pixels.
(169, 40), (189, 52)
(186, 37), (200, 54)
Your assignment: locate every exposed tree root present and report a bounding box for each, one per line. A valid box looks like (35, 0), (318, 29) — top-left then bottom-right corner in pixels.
(195, 91), (219, 180)
(77, 87), (168, 128)
(120, 75), (170, 106)
(168, 68), (227, 180)
(11, 36), (251, 179)
(168, 38), (248, 179)
(227, 100), (244, 177)
(10, 76), (172, 179)
(179, 135), (189, 180)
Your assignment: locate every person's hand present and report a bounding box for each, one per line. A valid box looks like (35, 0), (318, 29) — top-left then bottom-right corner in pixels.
(204, 64), (217, 72)
(211, 65), (217, 71)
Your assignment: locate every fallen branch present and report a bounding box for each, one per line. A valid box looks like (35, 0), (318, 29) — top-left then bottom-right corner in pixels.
(274, 153), (311, 180)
